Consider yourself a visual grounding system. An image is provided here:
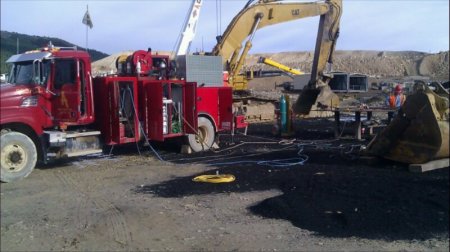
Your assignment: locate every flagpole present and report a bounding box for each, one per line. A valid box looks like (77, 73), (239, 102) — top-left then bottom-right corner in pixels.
(82, 4), (92, 52)
(86, 5), (88, 52)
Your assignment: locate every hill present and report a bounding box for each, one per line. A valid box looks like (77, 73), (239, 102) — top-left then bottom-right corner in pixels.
(246, 50), (449, 80)
(0, 31), (109, 73)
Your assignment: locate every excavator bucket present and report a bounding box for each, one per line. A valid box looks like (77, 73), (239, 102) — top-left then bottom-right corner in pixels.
(366, 83), (449, 164)
(294, 85), (340, 117)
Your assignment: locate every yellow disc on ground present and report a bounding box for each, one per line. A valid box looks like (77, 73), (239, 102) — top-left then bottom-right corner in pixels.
(192, 174), (235, 183)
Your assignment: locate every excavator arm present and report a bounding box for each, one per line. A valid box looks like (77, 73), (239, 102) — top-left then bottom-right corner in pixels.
(294, 0), (341, 115)
(212, 0), (342, 116)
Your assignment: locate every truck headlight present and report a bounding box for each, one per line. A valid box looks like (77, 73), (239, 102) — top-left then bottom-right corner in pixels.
(21, 96), (38, 107)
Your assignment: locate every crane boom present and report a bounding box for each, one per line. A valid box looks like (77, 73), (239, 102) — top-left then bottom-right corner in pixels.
(175, 0), (203, 56)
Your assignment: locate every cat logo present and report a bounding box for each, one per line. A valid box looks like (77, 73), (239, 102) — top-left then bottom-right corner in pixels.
(60, 91), (69, 108)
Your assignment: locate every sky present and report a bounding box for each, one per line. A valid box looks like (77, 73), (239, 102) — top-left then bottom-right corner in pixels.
(1, 0), (449, 55)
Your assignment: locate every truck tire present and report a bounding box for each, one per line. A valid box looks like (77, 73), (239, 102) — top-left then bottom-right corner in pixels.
(187, 117), (215, 152)
(1, 132), (37, 183)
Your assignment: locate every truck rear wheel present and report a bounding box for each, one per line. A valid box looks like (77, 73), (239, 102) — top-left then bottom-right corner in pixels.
(1, 132), (37, 183)
(187, 117), (215, 152)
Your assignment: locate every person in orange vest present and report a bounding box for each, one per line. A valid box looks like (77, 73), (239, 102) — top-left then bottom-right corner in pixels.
(386, 84), (406, 109)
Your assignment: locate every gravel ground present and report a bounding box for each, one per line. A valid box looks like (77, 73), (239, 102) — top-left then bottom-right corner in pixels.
(1, 119), (448, 251)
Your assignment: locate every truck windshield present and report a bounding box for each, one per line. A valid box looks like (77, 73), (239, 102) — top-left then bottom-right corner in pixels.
(8, 60), (51, 86)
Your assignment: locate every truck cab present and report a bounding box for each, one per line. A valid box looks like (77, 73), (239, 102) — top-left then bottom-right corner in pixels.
(2, 45), (94, 130)
(1, 44), (99, 182)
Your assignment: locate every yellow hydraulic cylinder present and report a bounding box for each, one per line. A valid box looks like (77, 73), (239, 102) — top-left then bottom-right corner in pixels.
(258, 57), (304, 75)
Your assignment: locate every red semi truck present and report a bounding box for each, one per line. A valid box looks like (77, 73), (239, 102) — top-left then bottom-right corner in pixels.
(1, 43), (239, 182)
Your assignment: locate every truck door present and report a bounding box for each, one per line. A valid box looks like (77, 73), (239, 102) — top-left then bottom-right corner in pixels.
(145, 81), (164, 141)
(51, 58), (80, 123)
(218, 87), (233, 130)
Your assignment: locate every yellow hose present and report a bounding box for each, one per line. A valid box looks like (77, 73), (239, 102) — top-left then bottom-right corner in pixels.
(192, 174), (235, 183)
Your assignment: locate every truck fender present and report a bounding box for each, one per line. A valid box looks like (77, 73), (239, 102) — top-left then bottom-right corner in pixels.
(197, 113), (217, 132)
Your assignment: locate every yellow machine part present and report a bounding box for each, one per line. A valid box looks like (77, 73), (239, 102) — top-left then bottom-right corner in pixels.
(229, 75), (248, 91)
(294, 85), (340, 117)
(192, 174), (236, 183)
(258, 57), (304, 75)
(366, 83), (449, 164)
(116, 54), (129, 64)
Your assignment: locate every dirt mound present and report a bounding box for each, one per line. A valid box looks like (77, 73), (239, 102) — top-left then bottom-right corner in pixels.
(92, 50), (134, 74)
(418, 52), (450, 78)
(246, 50), (449, 80)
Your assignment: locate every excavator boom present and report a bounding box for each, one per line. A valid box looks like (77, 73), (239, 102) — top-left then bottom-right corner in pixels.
(213, 1), (332, 65)
(212, 0), (342, 117)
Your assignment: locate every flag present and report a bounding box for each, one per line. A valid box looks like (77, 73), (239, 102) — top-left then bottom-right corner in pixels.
(82, 8), (93, 29)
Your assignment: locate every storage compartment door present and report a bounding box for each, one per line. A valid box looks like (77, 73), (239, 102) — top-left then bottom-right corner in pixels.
(218, 87), (233, 131)
(145, 82), (164, 141)
(183, 82), (198, 134)
(109, 81), (121, 144)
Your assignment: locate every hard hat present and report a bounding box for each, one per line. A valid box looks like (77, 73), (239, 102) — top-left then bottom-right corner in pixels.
(394, 84), (402, 93)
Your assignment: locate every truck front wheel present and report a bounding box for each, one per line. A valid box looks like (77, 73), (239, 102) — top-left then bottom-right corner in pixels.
(1, 132), (37, 183)
(187, 117), (215, 152)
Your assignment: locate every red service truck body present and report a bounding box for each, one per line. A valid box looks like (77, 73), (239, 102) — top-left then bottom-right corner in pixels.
(0, 45), (237, 182)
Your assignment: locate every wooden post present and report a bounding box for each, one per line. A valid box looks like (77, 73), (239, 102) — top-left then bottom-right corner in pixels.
(388, 111), (394, 124)
(355, 111), (361, 140)
(367, 111), (372, 121)
(334, 109), (341, 138)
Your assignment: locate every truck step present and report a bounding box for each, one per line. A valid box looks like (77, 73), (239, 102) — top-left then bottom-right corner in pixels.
(66, 149), (103, 157)
(65, 131), (101, 138)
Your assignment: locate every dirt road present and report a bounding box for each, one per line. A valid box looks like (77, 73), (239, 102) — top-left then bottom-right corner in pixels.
(2, 121), (449, 251)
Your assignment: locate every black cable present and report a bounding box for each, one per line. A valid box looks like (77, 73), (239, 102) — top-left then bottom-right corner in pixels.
(125, 86), (164, 161)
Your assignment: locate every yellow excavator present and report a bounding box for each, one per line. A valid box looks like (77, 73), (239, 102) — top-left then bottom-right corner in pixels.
(211, 0), (342, 116)
(366, 82), (449, 164)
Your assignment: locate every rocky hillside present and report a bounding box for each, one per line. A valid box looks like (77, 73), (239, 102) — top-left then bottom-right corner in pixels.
(246, 50), (449, 80)
(92, 50), (449, 80)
